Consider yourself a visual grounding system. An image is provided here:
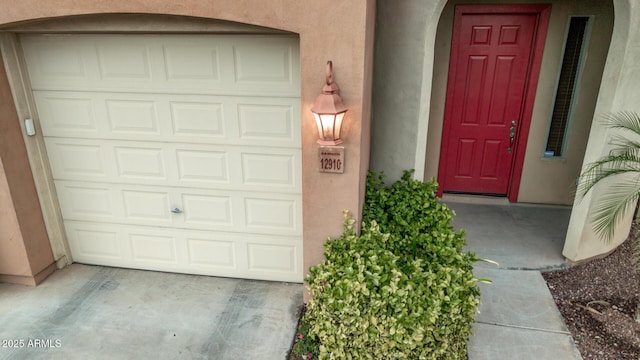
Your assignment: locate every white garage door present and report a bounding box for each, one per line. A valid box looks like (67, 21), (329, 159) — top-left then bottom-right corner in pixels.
(21, 34), (303, 282)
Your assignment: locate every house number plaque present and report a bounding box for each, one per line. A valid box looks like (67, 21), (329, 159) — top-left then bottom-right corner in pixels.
(319, 146), (344, 174)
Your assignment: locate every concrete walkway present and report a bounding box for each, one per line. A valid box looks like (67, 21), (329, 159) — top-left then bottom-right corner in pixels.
(468, 268), (582, 359)
(0, 265), (302, 360)
(448, 196), (571, 270)
(446, 197), (583, 360)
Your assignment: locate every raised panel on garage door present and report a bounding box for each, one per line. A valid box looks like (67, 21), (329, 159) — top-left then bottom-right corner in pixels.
(22, 34), (300, 97)
(34, 91), (301, 147)
(22, 34), (303, 283)
(44, 138), (301, 193)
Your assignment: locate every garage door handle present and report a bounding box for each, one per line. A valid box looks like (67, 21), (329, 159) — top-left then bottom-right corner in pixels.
(170, 207), (182, 214)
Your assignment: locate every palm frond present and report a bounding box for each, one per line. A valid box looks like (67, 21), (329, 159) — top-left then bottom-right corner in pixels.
(604, 111), (640, 135)
(608, 134), (640, 155)
(581, 153), (640, 176)
(591, 180), (640, 242)
(578, 153), (640, 196)
(579, 111), (640, 241)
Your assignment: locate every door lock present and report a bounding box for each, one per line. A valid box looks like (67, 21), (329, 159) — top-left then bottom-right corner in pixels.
(170, 207), (182, 214)
(508, 120), (517, 154)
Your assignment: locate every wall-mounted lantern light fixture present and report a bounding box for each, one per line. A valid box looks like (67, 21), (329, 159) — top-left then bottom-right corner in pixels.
(311, 61), (347, 146)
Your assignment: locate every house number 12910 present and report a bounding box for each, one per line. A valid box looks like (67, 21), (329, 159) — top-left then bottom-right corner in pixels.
(318, 146), (345, 174)
(320, 158), (342, 171)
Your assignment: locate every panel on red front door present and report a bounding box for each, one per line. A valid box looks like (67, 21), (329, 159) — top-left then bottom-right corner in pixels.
(440, 12), (537, 195)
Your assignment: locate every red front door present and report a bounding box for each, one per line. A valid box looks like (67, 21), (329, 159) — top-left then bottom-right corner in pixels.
(438, 5), (549, 198)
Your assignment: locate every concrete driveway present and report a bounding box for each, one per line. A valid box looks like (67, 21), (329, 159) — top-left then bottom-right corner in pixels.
(0, 264), (302, 360)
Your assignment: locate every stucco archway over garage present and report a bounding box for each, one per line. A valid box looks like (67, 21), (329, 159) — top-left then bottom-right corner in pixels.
(371, 0), (636, 263)
(0, 2), (375, 296)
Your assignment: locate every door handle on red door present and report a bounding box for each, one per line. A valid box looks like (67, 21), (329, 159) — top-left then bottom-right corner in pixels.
(508, 120), (517, 154)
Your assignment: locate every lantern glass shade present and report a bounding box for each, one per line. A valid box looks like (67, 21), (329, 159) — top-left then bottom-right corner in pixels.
(313, 111), (346, 145)
(311, 61), (348, 146)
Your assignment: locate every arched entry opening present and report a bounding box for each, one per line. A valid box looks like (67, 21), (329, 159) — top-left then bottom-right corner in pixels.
(368, 0), (619, 266)
(426, 0), (615, 267)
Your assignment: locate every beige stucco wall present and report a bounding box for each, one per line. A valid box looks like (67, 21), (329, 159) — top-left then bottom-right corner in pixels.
(519, 1), (613, 205)
(423, 0), (613, 205)
(0, 57), (55, 285)
(0, 158), (31, 278)
(0, 1), (375, 293)
(564, 0), (640, 262)
(371, 2), (435, 181)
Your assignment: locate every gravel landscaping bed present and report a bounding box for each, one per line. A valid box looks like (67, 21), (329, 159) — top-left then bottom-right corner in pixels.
(543, 234), (639, 359)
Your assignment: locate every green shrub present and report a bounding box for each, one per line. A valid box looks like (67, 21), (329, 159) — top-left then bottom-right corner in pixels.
(295, 171), (483, 359)
(363, 170), (468, 261)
